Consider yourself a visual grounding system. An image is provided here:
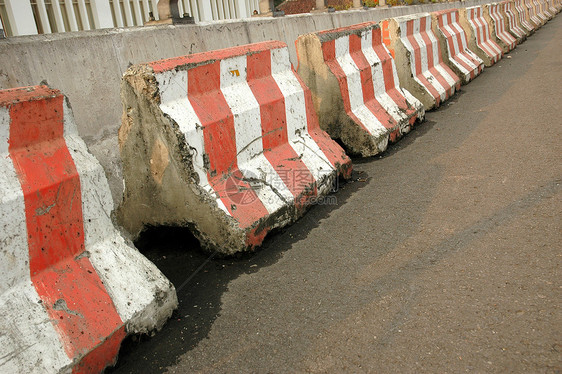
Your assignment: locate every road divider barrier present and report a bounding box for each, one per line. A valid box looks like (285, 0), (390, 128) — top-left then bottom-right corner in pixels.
(295, 22), (425, 157)
(380, 13), (461, 110)
(119, 41), (352, 255)
(533, 0), (551, 21)
(514, 0), (537, 33)
(486, 3), (518, 52)
(524, 0), (543, 28)
(431, 9), (485, 85)
(0, 86), (177, 374)
(503, 0), (528, 42)
(459, 6), (504, 66)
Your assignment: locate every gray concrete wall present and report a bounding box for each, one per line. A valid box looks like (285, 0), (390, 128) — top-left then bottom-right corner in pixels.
(0, 0), (490, 209)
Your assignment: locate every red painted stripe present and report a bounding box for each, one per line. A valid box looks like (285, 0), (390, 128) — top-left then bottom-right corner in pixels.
(321, 39), (371, 134)
(348, 33), (396, 132)
(246, 49), (317, 207)
(7, 89), (123, 362)
(187, 61), (269, 229)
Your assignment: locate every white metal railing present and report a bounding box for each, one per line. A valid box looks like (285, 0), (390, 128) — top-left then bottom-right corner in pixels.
(0, 0), (261, 37)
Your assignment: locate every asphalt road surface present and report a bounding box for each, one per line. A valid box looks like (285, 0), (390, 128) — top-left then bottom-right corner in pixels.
(109, 13), (561, 374)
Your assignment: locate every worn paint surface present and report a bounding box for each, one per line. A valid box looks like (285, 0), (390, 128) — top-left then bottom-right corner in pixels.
(433, 9), (485, 84)
(120, 41), (351, 254)
(0, 86), (177, 373)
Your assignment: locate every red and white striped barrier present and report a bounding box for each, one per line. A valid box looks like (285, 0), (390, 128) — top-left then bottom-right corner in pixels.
(514, 0), (537, 32)
(459, 6), (503, 66)
(380, 13), (461, 110)
(503, 0), (528, 41)
(295, 22), (425, 157)
(538, 0), (555, 18)
(523, 0), (543, 27)
(119, 41), (352, 254)
(487, 3), (518, 53)
(432, 9), (485, 85)
(533, 0), (551, 21)
(545, 0), (558, 14)
(0, 86), (177, 373)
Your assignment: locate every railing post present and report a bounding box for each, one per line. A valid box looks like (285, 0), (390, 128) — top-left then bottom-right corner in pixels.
(235, 0), (249, 18)
(90, 0), (115, 28)
(3, 0), (38, 36)
(199, 0), (214, 21)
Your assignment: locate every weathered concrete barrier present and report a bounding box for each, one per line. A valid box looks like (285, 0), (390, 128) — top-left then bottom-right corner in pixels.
(459, 6), (503, 66)
(119, 41), (352, 254)
(523, 0), (544, 27)
(0, 86), (177, 373)
(380, 13), (461, 110)
(533, 0), (551, 21)
(431, 9), (485, 85)
(514, 0), (537, 32)
(538, 0), (555, 18)
(545, 0), (558, 15)
(295, 22), (425, 157)
(503, 0), (528, 42)
(486, 3), (518, 52)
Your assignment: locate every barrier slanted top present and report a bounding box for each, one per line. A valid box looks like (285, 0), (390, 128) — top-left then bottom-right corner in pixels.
(119, 41), (352, 254)
(381, 13), (461, 110)
(432, 9), (484, 84)
(0, 86), (177, 373)
(295, 22), (424, 157)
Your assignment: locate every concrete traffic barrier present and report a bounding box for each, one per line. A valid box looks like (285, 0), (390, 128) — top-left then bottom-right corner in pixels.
(380, 13), (461, 110)
(533, 0), (551, 21)
(0, 86), (177, 373)
(431, 9), (485, 85)
(545, 0), (558, 15)
(523, 0), (544, 28)
(538, 0), (555, 18)
(514, 0), (537, 33)
(119, 41), (352, 255)
(486, 3), (518, 53)
(295, 22), (425, 157)
(459, 6), (503, 67)
(503, 0), (528, 42)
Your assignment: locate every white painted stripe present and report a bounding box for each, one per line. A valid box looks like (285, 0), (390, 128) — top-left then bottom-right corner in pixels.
(156, 70), (229, 214)
(0, 106), (72, 373)
(220, 55), (294, 214)
(270, 47), (337, 192)
(0, 284), (72, 373)
(334, 35), (388, 138)
(0, 107), (29, 296)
